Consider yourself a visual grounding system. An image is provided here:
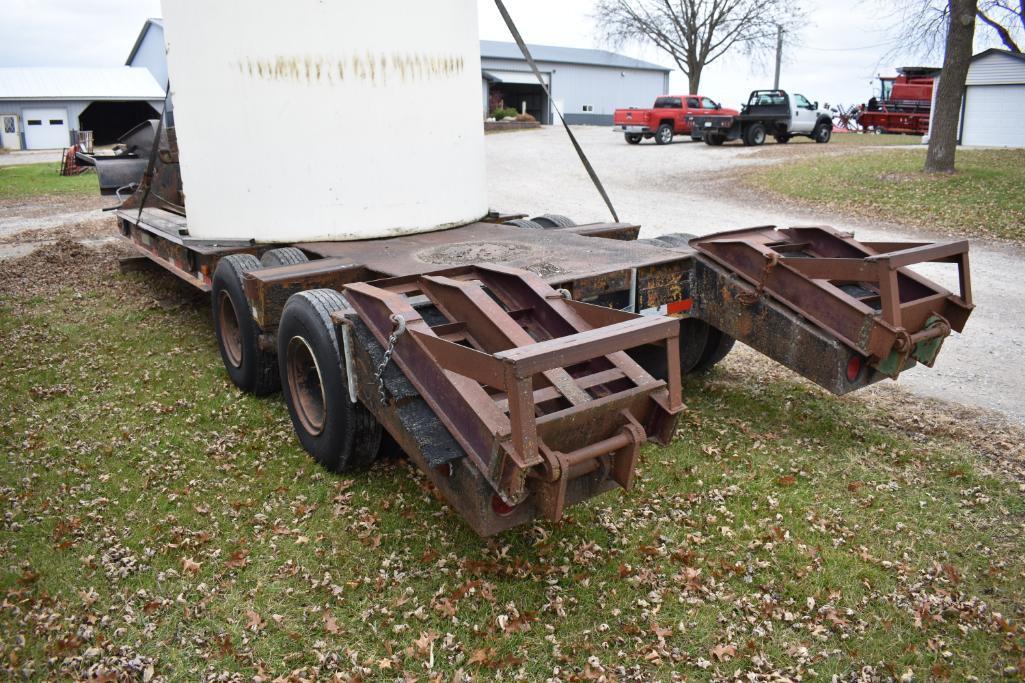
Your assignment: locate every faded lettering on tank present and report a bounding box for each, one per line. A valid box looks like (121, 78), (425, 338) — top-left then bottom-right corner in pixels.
(235, 52), (465, 85)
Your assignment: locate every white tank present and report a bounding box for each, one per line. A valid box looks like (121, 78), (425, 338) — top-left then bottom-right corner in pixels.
(160, 0), (488, 242)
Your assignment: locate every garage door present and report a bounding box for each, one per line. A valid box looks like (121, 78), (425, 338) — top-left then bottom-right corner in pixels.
(962, 85), (1025, 147)
(23, 108), (69, 149)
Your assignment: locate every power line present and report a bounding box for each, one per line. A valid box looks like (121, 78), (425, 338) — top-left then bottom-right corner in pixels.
(802, 40), (899, 52)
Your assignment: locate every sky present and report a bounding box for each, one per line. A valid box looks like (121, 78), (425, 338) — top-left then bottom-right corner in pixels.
(0, 0), (1005, 111)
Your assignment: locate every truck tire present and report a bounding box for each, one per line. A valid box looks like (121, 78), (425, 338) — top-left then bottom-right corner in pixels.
(531, 214), (576, 228)
(774, 134), (790, 144)
(813, 122), (832, 143)
(212, 254), (280, 395)
(627, 318), (719, 380)
(505, 218), (546, 230)
(278, 289), (382, 472)
(690, 326), (735, 373)
(743, 123), (766, 146)
(624, 133), (642, 144)
(704, 132), (725, 146)
(655, 123), (674, 145)
(261, 247), (308, 268)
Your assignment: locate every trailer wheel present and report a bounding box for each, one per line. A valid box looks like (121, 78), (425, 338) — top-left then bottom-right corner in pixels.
(531, 214), (576, 228)
(626, 318), (714, 380)
(212, 254), (280, 395)
(261, 247), (308, 268)
(743, 123), (766, 146)
(690, 326), (735, 373)
(278, 289), (382, 472)
(813, 122), (832, 143)
(654, 123), (674, 145)
(505, 218), (546, 229)
(624, 133), (642, 144)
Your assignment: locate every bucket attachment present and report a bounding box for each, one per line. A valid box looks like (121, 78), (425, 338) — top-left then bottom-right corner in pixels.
(343, 264), (683, 522)
(690, 226), (973, 379)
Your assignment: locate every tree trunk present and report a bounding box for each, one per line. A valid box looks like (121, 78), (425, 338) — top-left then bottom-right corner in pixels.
(688, 68), (702, 94)
(925, 0), (978, 173)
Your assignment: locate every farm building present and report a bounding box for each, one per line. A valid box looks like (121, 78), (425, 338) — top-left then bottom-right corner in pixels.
(125, 18), (671, 128)
(0, 67), (164, 150)
(959, 49), (1025, 147)
(480, 40), (670, 125)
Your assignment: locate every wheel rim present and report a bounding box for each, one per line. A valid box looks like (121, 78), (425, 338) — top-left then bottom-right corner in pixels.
(286, 335), (326, 436)
(218, 291), (243, 368)
(660, 128), (671, 142)
(754, 129), (764, 144)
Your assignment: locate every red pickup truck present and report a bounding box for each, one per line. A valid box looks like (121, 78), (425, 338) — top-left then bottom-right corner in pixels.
(613, 95), (738, 145)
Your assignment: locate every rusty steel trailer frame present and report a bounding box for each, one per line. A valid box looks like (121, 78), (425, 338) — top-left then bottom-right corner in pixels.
(99, 117), (975, 534)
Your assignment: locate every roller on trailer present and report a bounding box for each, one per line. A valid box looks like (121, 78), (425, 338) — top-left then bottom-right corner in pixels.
(82, 0), (975, 536)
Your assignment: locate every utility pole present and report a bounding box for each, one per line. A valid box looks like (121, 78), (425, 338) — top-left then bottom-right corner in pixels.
(773, 24), (783, 89)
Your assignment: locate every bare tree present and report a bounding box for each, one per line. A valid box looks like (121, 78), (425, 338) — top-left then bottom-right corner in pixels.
(926, 0), (978, 172)
(593, 0), (803, 94)
(976, 0), (1023, 52)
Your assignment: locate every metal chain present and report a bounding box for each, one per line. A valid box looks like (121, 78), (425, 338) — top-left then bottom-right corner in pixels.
(375, 314), (406, 406)
(738, 252), (780, 305)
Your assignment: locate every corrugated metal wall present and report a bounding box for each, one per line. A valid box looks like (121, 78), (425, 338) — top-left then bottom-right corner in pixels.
(966, 52), (1025, 86)
(481, 57), (668, 125)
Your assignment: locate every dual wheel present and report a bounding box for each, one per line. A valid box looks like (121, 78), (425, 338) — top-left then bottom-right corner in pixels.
(212, 250), (381, 473)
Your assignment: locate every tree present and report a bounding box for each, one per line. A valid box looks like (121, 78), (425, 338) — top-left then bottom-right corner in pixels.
(976, 0), (1023, 52)
(593, 0), (802, 94)
(925, 0), (978, 173)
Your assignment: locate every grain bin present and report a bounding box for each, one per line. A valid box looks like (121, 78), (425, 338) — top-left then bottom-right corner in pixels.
(160, 0), (488, 242)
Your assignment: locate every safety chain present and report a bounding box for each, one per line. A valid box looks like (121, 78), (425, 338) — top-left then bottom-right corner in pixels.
(738, 252), (780, 305)
(375, 314), (407, 406)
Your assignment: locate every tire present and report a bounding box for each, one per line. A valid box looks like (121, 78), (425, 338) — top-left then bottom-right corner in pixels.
(690, 326), (735, 373)
(813, 122), (832, 143)
(261, 247), (308, 268)
(505, 218), (546, 230)
(212, 254), (280, 395)
(278, 289), (382, 472)
(774, 134), (790, 144)
(704, 132), (725, 146)
(743, 123), (766, 146)
(531, 214), (576, 229)
(651, 232), (697, 249)
(654, 123), (674, 145)
(626, 318), (716, 380)
(624, 133), (642, 145)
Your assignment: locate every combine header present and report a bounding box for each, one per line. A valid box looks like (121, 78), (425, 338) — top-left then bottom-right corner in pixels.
(79, 0), (975, 536)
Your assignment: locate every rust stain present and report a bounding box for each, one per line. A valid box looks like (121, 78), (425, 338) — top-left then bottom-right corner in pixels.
(236, 52), (465, 85)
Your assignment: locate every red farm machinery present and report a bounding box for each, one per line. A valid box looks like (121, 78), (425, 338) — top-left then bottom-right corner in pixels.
(857, 66), (940, 135)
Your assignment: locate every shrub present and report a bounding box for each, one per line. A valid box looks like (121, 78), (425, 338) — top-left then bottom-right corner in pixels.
(490, 107), (519, 121)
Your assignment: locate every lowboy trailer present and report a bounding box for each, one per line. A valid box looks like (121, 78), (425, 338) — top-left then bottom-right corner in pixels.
(85, 121), (975, 536)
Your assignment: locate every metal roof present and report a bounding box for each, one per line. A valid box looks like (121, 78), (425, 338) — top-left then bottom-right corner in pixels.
(126, 18), (164, 65)
(480, 40), (670, 72)
(0, 67), (164, 101)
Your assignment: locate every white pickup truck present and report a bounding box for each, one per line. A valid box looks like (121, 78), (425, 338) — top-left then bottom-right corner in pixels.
(690, 89), (834, 146)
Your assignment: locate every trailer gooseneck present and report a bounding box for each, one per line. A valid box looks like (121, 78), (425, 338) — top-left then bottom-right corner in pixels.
(82, 117), (974, 536)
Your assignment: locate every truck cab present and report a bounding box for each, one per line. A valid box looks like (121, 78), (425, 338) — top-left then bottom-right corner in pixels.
(613, 95), (737, 145)
(692, 89), (833, 146)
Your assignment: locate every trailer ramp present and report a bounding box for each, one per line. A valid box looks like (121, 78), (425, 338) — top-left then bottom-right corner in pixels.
(341, 264), (683, 526)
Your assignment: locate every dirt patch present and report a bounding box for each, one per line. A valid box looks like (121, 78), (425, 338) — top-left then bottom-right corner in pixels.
(417, 240), (535, 265)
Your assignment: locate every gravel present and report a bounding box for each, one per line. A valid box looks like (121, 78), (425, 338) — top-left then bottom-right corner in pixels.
(486, 126), (1025, 425)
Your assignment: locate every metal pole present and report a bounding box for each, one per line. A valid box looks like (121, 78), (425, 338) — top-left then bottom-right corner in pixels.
(773, 25), (783, 89)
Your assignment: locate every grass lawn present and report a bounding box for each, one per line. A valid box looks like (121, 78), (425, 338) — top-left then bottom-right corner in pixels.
(2, 244), (1024, 681)
(743, 148), (1025, 244)
(0, 163), (99, 201)
(789, 132), (923, 146)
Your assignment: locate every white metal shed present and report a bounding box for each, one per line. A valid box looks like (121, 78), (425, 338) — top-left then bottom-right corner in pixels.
(960, 49), (1025, 147)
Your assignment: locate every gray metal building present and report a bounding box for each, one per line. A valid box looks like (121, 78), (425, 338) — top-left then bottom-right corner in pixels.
(0, 67), (164, 150)
(481, 40), (670, 125)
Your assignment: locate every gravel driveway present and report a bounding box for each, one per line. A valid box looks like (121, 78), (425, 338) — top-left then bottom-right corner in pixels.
(487, 126), (1025, 425)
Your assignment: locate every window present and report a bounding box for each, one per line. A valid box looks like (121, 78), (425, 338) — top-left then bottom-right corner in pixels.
(49, 119), (63, 125)
(748, 91), (785, 107)
(582, 104), (593, 112)
(686, 98), (700, 108)
(700, 97), (717, 109)
(794, 94), (813, 109)
(3, 117), (14, 134)
(27, 119), (41, 126)
(653, 97), (682, 109)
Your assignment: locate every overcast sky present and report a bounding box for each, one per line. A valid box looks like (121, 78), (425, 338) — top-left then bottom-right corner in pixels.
(0, 0), (1003, 110)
